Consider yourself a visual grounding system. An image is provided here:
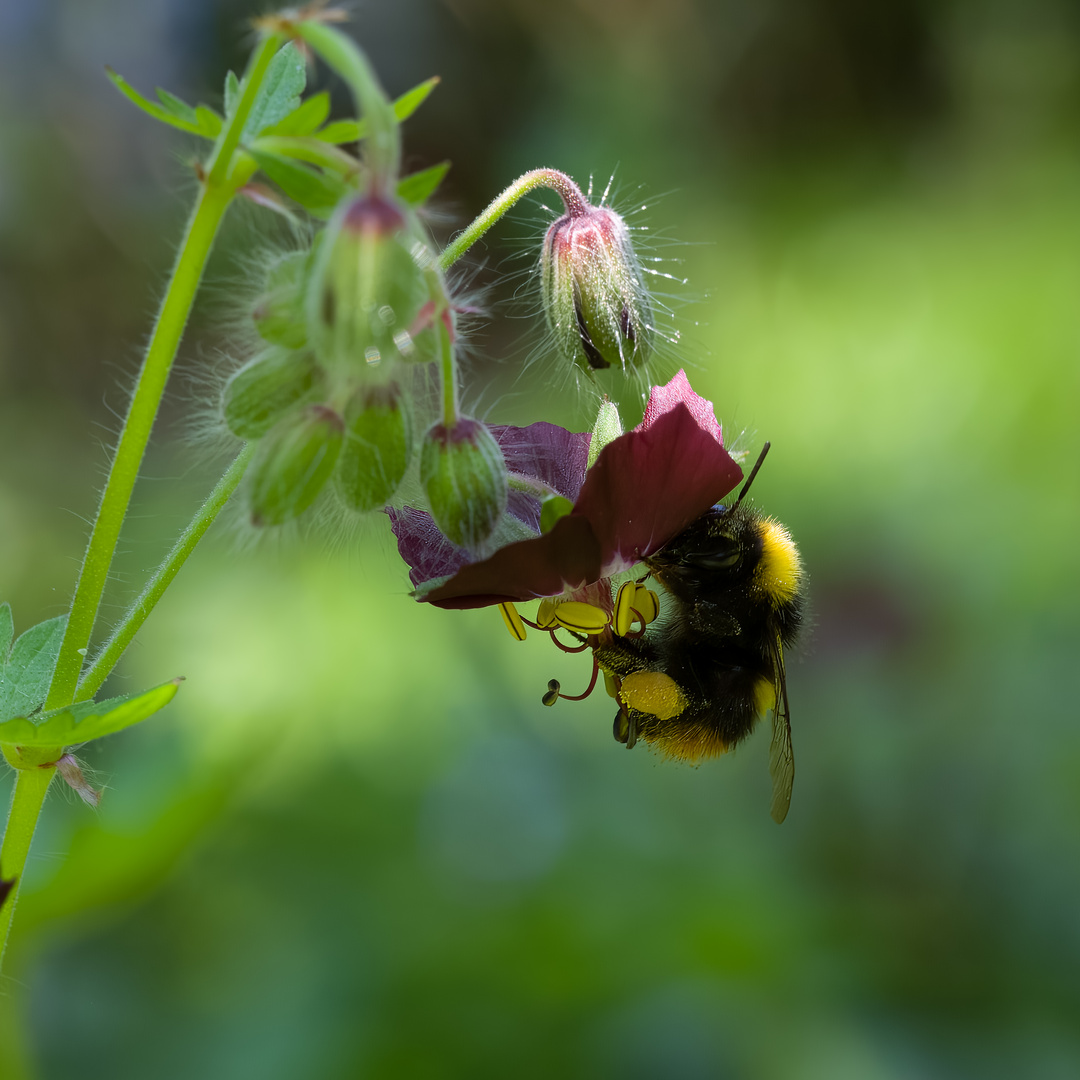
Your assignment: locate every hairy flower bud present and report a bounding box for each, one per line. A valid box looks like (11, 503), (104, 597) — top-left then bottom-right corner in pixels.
(541, 204), (651, 373)
(420, 418), (508, 549)
(223, 347), (325, 440)
(252, 250), (311, 349)
(335, 381), (415, 512)
(308, 191), (427, 371)
(249, 404), (344, 526)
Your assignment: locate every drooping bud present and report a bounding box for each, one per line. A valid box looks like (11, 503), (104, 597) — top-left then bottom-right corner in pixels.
(335, 381), (415, 512)
(249, 404), (344, 526)
(419, 418), (508, 549)
(540, 202), (652, 374)
(308, 190), (428, 371)
(252, 250), (311, 349)
(223, 347), (325, 440)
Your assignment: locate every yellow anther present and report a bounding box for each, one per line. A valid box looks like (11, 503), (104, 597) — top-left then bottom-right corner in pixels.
(620, 671), (687, 721)
(535, 598), (558, 628)
(499, 602), (527, 641)
(613, 581), (637, 637)
(552, 601), (610, 635)
(635, 586), (660, 625)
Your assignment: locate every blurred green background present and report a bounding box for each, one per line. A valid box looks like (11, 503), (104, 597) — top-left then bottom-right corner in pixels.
(2, 0), (1079, 1077)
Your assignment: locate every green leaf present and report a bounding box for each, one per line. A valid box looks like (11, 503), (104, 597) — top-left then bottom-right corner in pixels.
(195, 105), (223, 138)
(106, 68), (212, 137)
(0, 615), (68, 721)
(0, 680), (181, 749)
(155, 87), (198, 125)
(250, 150), (349, 217)
(0, 602), (12, 657)
(390, 76), (440, 123)
(314, 76), (440, 144)
(397, 161), (450, 206)
(315, 119), (361, 145)
(262, 91), (331, 138)
(224, 70), (241, 117)
(243, 43), (307, 140)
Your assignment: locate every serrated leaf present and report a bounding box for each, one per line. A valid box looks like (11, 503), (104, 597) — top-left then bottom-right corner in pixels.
(243, 43), (306, 140)
(315, 119), (361, 145)
(314, 76), (440, 145)
(155, 87), (198, 125)
(0, 615), (67, 721)
(0, 680), (180, 749)
(106, 68), (211, 137)
(262, 91), (331, 138)
(251, 150), (348, 216)
(397, 161), (450, 206)
(0, 603), (12, 656)
(224, 70), (241, 117)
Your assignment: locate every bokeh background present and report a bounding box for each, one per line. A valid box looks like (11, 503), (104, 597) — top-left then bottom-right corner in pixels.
(2, 0), (1079, 1077)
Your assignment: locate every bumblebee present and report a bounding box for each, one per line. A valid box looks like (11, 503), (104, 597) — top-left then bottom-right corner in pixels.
(594, 443), (805, 823)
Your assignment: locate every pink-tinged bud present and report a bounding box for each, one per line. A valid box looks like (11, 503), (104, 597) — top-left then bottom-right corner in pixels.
(335, 381), (415, 512)
(308, 191), (428, 371)
(419, 418), (508, 549)
(249, 404), (344, 526)
(541, 203), (652, 373)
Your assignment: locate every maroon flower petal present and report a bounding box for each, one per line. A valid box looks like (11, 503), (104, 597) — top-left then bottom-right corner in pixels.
(387, 505), (469, 588)
(572, 400), (742, 573)
(423, 513), (602, 609)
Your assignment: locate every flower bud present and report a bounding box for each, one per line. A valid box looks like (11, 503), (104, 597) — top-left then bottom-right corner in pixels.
(252, 250), (311, 349)
(335, 381), (415, 512)
(541, 204), (651, 373)
(249, 404), (344, 526)
(223, 347), (325, 440)
(420, 418), (508, 549)
(308, 191), (428, 371)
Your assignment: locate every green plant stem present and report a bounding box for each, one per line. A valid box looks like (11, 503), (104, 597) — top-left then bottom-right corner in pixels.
(439, 168), (589, 271)
(44, 181), (234, 712)
(45, 34), (285, 713)
(0, 764), (56, 970)
(298, 22), (399, 186)
(76, 446), (254, 703)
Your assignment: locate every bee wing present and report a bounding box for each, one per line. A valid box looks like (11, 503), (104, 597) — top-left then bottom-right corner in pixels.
(767, 634), (795, 824)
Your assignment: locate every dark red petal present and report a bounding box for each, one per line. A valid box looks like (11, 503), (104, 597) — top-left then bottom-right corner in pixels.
(572, 400), (743, 571)
(638, 368), (724, 441)
(490, 422), (591, 502)
(387, 506), (469, 588)
(423, 514), (602, 609)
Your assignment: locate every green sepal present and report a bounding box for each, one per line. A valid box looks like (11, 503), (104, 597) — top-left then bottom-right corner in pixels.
(224, 347), (325, 438)
(0, 680), (181, 753)
(106, 68), (222, 138)
(261, 91), (331, 138)
(250, 150), (349, 217)
(397, 162), (450, 207)
(315, 76), (441, 144)
(0, 609), (67, 722)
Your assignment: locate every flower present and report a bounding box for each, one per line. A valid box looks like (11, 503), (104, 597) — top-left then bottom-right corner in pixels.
(388, 370), (743, 608)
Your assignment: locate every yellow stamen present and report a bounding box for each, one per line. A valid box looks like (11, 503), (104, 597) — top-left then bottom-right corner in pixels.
(499, 602), (527, 641)
(552, 601), (610, 635)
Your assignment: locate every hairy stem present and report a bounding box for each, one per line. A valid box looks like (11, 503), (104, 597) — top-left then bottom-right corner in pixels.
(439, 168), (589, 271)
(0, 765), (56, 971)
(76, 446), (254, 702)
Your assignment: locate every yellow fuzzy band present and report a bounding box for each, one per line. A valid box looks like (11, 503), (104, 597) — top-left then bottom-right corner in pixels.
(754, 517), (802, 603)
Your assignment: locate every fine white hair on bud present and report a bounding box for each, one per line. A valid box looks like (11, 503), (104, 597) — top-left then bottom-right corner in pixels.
(540, 197), (652, 376)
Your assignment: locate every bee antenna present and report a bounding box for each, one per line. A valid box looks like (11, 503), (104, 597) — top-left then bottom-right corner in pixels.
(735, 441), (771, 505)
